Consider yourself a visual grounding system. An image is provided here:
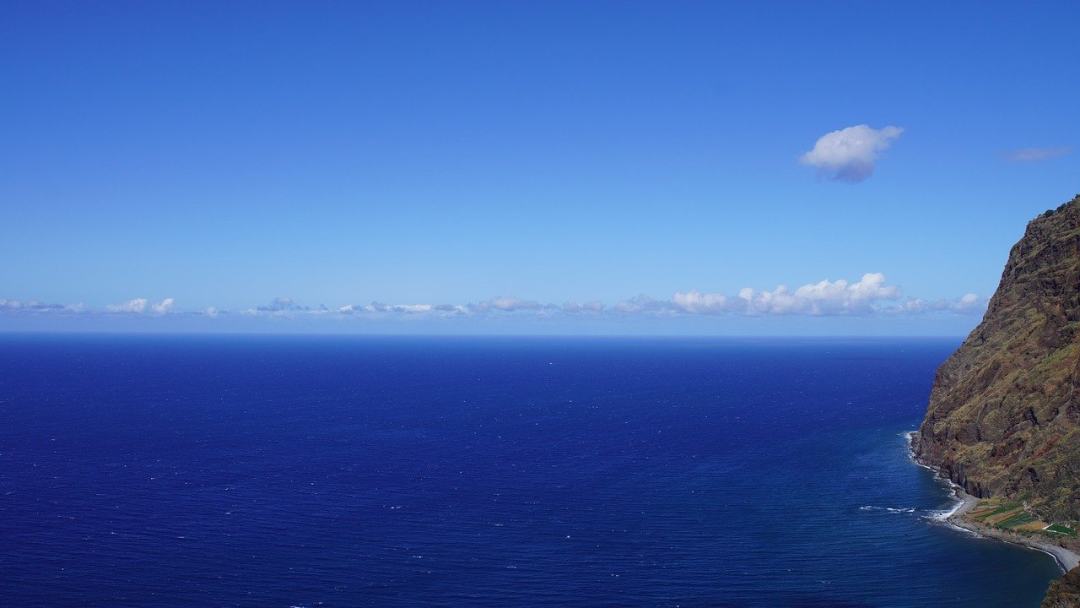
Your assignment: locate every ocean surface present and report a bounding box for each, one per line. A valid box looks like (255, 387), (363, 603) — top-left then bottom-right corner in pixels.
(0, 335), (1063, 607)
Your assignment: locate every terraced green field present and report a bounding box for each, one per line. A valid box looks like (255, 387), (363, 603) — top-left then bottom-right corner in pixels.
(1046, 524), (1078, 537)
(968, 498), (1078, 537)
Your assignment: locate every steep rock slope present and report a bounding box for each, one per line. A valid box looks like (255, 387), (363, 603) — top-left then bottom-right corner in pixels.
(916, 195), (1080, 520)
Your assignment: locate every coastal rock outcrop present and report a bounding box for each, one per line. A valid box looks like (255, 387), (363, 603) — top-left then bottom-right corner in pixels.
(915, 195), (1080, 521)
(1043, 567), (1080, 608)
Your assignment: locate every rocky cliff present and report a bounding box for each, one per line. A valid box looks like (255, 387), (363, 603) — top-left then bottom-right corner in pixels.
(1044, 567), (1080, 608)
(915, 195), (1080, 521)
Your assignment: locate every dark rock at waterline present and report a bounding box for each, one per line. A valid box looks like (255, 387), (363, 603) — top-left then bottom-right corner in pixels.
(1043, 567), (1080, 608)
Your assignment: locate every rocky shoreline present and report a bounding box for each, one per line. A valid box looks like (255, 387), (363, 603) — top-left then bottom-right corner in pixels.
(945, 493), (1079, 573)
(909, 431), (1079, 574)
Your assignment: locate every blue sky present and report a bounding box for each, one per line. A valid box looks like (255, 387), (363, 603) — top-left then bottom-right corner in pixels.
(2, 1), (1078, 335)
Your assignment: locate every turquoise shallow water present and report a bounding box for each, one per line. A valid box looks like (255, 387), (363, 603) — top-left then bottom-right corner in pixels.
(0, 335), (1063, 606)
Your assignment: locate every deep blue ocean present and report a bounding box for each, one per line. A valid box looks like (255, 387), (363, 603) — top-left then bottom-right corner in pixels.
(0, 336), (1063, 607)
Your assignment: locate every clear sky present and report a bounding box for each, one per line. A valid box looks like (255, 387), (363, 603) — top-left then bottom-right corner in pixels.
(2, 1), (1078, 335)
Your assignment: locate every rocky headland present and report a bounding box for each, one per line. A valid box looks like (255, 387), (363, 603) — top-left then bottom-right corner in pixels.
(914, 195), (1080, 606)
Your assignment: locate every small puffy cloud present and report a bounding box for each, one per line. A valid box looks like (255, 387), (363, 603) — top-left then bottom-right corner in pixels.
(900, 293), (984, 315)
(789, 272), (899, 315)
(801, 124), (903, 182)
(106, 298), (148, 313)
(151, 298), (175, 315)
(1005, 146), (1071, 162)
(956, 292), (980, 311)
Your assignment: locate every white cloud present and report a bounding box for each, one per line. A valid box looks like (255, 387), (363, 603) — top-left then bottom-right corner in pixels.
(613, 295), (676, 315)
(257, 297), (307, 312)
(433, 304), (468, 315)
(106, 298), (148, 313)
(671, 291), (730, 314)
(789, 272), (899, 314)
(1006, 146), (1071, 162)
(957, 292), (980, 310)
(151, 298), (175, 315)
(900, 293), (984, 315)
(562, 301), (605, 314)
(469, 297), (547, 313)
(0, 298), (75, 313)
(360, 302), (433, 314)
(334, 302), (466, 317)
(675, 273), (903, 316)
(105, 297), (175, 315)
(244, 298), (331, 316)
(2, 280), (985, 323)
(801, 124), (903, 182)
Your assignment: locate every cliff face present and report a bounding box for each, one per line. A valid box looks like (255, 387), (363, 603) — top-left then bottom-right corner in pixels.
(916, 195), (1080, 521)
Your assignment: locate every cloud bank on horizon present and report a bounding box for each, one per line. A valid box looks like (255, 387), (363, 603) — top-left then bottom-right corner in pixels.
(801, 124), (904, 182)
(0, 273), (985, 325)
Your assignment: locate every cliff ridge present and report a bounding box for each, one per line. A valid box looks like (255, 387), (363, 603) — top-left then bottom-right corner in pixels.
(915, 195), (1080, 521)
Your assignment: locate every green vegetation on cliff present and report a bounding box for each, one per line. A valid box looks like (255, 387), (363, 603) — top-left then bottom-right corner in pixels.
(916, 195), (1080, 522)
